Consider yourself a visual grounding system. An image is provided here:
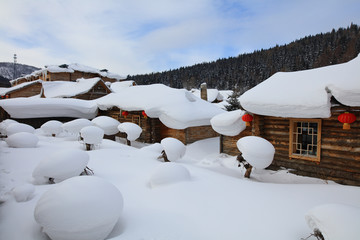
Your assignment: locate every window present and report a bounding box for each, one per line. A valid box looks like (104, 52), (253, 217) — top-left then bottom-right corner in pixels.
(289, 119), (321, 162)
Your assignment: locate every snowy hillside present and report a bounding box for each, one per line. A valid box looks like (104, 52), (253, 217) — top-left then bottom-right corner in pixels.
(0, 62), (40, 84)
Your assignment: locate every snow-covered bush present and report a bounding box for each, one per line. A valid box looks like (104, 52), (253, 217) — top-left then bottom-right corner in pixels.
(0, 119), (18, 136)
(118, 122), (142, 145)
(5, 132), (39, 148)
(91, 116), (120, 135)
(12, 183), (35, 202)
(236, 136), (275, 178)
(159, 137), (186, 162)
(62, 118), (93, 135)
(41, 120), (63, 137)
(32, 149), (90, 184)
(149, 162), (191, 188)
(305, 203), (360, 240)
(6, 123), (35, 136)
(80, 126), (104, 150)
(34, 176), (123, 240)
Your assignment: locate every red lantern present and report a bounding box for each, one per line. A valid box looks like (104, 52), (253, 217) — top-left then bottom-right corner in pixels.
(242, 113), (253, 127)
(338, 112), (356, 130)
(142, 111), (147, 119)
(122, 111), (129, 118)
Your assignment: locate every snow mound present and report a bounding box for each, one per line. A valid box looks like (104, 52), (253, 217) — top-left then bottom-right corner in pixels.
(32, 149), (90, 184)
(6, 123), (35, 136)
(91, 116), (120, 135)
(80, 126), (104, 145)
(34, 176), (123, 240)
(0, 119), (18, 135)
(237, 136), (275, 169)
(6, 132), (39, 148)
(62, 118), (93, 135)
(305, 204), (360, 240)
(149, 162), (191, 187)
(41, 120), (63, 136)
(12, 183), (35, 202)
(210, 110), (246, 136)
(160, 137), (186, 161)
(118, 122), (142, 141)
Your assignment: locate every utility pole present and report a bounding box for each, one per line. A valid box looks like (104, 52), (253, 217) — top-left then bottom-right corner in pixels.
(13, 54), (17, 79)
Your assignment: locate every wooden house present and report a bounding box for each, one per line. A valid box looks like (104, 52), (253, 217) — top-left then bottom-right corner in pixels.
(10, 63), (125, 86)
(212, 55), (360, 185)
(96, 84), (224, 144)
(0, 80), (42, 99)
(42, 78), (111, 100)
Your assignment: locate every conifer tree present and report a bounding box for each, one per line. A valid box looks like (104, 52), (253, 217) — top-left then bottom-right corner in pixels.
(224, 85), (242, 111)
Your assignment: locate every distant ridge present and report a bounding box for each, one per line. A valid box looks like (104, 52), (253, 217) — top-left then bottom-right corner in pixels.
(0, 62), (40, 87)
(127, 23), (360, 93)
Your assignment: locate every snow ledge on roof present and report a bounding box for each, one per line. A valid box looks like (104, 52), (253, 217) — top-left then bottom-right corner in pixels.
(240, 55), (360, 118)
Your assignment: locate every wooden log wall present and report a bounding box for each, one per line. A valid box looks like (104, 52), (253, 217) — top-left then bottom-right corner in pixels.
(75, 82), (111, 100)
(103, 108), (162, 143)
(219, 107), (360, 185)
(9, 82), (42, 98)
(258, 108), (360, 186)
(185, 125), (219, 144)
(220, 127), (252, 156)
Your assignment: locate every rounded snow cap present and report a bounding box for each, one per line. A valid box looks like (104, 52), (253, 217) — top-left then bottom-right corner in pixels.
(236, 136), (275, 169)
(34, 176), (123, 240)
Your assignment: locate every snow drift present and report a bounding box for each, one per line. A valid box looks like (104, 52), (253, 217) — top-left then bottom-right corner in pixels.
(32, 149), (90, 184)
(305, 203), (360, 240)
(34, 176), (123, 240)
(149, 162), (191, 187)
(6, 132), (39, 148)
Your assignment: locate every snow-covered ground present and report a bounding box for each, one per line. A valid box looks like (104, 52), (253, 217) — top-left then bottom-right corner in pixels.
(1, 134), (360, 240)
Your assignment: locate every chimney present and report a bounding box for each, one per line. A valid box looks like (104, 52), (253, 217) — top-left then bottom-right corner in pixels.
(200, 83), (207, 101)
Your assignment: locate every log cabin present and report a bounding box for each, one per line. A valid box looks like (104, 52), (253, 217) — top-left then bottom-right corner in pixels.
(10, 63), (125, 86)
(0, 80), (43, 98)
(212, 55), (360, 186)
(42, 78), (111, 100)
(96, 84), (224, 144)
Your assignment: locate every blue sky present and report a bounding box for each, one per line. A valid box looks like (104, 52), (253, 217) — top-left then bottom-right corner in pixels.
(1, 0), (360, 76)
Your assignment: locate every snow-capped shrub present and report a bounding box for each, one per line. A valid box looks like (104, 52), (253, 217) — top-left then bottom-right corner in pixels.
(62, 118), (93, 135)
(160, 137), (186, 162)
(41, 120), (63, 137)
(6, 123), (35, 136)
(91, 116), (120, 135)
(12, 183), (35, 202)
(32, 149), (90, 184)
(5, 132), (39, 148)
(236, 136), (275, 169)
(305, 203), (360, 240)
(149, 162), (191, 187)
(118, 122), (142, 145)
(34, 176), (123, 240)
(0, 119), (18, 135)
(80, 126), (104, 150)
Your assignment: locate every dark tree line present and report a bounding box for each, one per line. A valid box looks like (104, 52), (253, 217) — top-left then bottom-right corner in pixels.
(127, 24), (360, 95)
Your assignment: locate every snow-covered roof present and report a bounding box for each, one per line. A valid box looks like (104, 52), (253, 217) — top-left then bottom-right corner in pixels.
(44, 63), (125, 80)
(240, 55), (360, 118)
(190, 88), (223, 102)
(210, 109), (246, 136)
(0, 80), (42, 96)
(42, 78), (108, 98)
(110, 80), (135, 93)
(96, 84), (225, 129)
(0, 98), (98, 119)
(10, 63), (125, 84)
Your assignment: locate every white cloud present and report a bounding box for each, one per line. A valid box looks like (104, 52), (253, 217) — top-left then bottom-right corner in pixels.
(1, 0), (360, 76)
